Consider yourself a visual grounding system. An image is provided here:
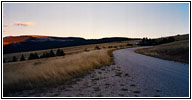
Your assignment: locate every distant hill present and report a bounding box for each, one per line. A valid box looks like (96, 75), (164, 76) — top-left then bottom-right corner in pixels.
(3, 35), (137, 54)
(3, 35), (48, 46)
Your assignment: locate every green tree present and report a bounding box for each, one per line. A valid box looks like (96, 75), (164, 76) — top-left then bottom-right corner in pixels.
(28, 53), (39, 60)
(12, 56), (17, 62)
(56, 49), (65, 56)
(49, 50), (55, 57)
(20, 54), (25, 61)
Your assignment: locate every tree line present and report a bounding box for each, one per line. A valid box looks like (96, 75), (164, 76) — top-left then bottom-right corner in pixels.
(4, 49), (65, 63)
(138, 37), (175, 46)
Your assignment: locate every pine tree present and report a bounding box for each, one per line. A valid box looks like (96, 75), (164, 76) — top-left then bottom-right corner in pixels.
(56, 49), (61, 56)
(12, 56), (17, 62)
(49, 50), (55, 57)
(56, 49), (65, 56)
(28, 53), (39, 60)
(59, 50), (65, 56)
(34, 53), (39, 59)
(20, 54), (25, 61)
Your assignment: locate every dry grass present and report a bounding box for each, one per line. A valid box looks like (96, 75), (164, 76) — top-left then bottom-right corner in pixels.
(3, 40), (138, 62)
(135, 40), (189, 63)
(3, 49), (113, 94)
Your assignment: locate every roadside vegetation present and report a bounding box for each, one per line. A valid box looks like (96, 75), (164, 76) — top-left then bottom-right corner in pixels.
(135, 40), (189, 63)
(3, 49), (114, 95)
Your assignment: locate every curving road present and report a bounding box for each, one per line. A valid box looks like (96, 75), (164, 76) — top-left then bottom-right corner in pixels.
(113, 47), (189, 97)
(7, 47), (189, 97)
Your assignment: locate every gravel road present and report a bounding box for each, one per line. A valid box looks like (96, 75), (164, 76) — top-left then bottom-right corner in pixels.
(7, 47), (189, 97)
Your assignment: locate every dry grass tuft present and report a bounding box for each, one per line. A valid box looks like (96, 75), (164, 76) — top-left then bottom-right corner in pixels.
(3, 49), (113, 94)
(135, 40), (189, 63)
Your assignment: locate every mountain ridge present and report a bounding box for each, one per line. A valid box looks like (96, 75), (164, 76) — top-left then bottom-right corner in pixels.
(3, 35), (136, 54)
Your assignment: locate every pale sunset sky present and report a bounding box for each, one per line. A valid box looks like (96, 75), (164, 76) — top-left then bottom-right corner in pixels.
(3, 2), (189, 39)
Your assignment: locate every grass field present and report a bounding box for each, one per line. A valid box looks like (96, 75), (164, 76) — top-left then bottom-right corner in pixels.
(3, 49), (114, 95)
(3, 40), (138, 62)
(135, 40), (189, 63)
(3, 40), (138, 95)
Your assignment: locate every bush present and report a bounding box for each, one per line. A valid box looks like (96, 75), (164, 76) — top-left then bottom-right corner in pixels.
(168, 37), (175, 42)
(49, 50), (55, 57)
(28, 53), (39, 60)
(95, 46), (100, 50)
(20, 54), (25, 61)
(127, 44), (133, 46)
(108, 46), (113, 48)
(113, 46), (118, 48)
(56, 49), (65, 56)
(84, 48), (89, 52)
(40, 52), (47, 58)
(12, 56), (17, 62)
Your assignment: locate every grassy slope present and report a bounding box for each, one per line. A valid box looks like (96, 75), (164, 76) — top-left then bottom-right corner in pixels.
(3, 40), (138, 62)
(3, 49), (113, 94)
(135, 40), (189, 63)
(3, 40), (137, 95)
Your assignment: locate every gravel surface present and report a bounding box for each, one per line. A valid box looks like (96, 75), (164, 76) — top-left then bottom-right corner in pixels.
(6, 47), (189, 97)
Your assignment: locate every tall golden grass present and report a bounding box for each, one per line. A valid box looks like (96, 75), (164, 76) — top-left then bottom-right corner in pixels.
(3, 49), (113, 94)
(135, 40), (189, 63)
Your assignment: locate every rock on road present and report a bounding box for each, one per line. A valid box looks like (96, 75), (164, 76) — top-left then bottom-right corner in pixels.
(7, 47), (189, 97)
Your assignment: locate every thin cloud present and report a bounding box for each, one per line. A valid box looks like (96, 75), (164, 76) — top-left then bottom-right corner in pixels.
(14, 21), (36, 26)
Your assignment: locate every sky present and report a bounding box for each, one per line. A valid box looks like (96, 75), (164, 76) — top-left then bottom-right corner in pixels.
(3, 2), (189, 39)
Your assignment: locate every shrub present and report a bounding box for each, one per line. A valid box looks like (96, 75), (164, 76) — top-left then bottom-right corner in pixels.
(108, 46), (113, 48)
(127, 44), (133, 46)
(84, 48), (89, 52)
(28, 53), (39, 60)
(95, 46), (101, 50)
(40, 52), (47, 58)
(49, 50), (55, 57)
(56, 49), (65, 56)
(12, 56), (17, 62)
(168, 37), (175, 42)
(20, 54), (25, 61)
(113, 46), (118, 48)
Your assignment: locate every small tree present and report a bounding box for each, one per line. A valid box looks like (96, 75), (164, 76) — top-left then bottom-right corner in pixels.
(59, 50), (65, 56)
(20, 54), (25, 61)
(49, 50), (55, 57)
(28, 53), (39, 60)
(40, 52), (46, 58)
(56, 49), (65, 56)
(56, 49), (61, 56)
(12, 56), (17, 62)
(34, 53), (39, 59)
